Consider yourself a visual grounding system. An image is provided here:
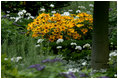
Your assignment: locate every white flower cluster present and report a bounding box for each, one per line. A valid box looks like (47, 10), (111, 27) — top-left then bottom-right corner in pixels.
(56, 39), (64, 44)
(4, 56), (22, 62)
(82, 61), (87, 66)
(76, 10), (81, 13)
(40, 8), (45, 12)
(75, 46), (82, 50)
(10, 9), (34, 22)
(89, 4), (94, 7)
(83, 43), (91, 49)
(63, 68), (79, 74)
(61, 12), (70, 16)
(37, 39), (44, 43)
(50, 4), (54, 8)
(109, 50), (117, 57)
(57, 46), (62, 49)
(51, 11), (56, 14)
(35, 39), (44, 47)
(35, 44), (40, 47)
(68, 9), (73, 12)
(78, 6), (86, 9)
(70, 42), (77, 46)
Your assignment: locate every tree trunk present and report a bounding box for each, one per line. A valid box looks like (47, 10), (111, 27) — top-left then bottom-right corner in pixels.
(91, 1), (110, 69)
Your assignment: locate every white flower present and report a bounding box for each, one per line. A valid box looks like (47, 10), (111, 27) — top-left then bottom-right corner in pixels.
(56, 39), (64, 44)
(18, 11), (23, 16)
(75, 46), (82, 50)
(6, 14), (10, 17)
(109, 58), (111, 60)
(35, 44), (40, 47)
(76, 10), (81, 13)
(27, 17), (30, 19)
(111, 42), (113, 45)
(37, 39), (44, 43)
(10, 17), (15, 19)
(100, 69), (107, 72)
(82, 61), (87, 66)
(70, 42), (77, 46)
(68, 68), (79, 72)
(26, 13), (31, 16)
(89, 4), (94, 7)
(30, 16), (34, 19)
(63, 68), (79, 74)
(16, 56), (22, 62)
(40, 8), (45, 12)
(87, 11), (91, 14)
(61, 12), (70, 16)
(4, 58), (8, 60)
(6, 11), (10, 13)
(78, 6), (86, 9)
(15, 17), (21, 22)
(68, 9), (73, 12)
(57, 46), (62, 49)
(114, 74), (117, 77)
(51, 11), (56, 14)
(109, 51), (117, 57)
(83, 43), (91, 48)
(11, 57), (15, 61)
(13, 8), (16, 10)
(50, 4), (54, 8)
(22, 10), (26, 13)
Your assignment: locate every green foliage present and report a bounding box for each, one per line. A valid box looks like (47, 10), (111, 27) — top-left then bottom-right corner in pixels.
(48, 39), (92, 60)
(109, 8), (117, 27)
(1, 54), (19, 78)
(1, 1), (71, 16)
(1, 1), (117, 78)
(1, 15), (17, 44)
(109, 29), (117, 50)
(27, 59), (66, 78)
(109, 1), (117, 27)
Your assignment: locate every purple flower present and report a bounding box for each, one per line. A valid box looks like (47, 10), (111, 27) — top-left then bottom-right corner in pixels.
(50, 58), (62, 62)
(41, 58), (62, 63)
(41, 59), (50, 63)
(100, 76), (109, 78)
(28, 64), (40, 68)
(2, 15), (7, 18)
(36, 66), (45, 71)
(109, 8), (113, 11)
(69, 72), (77, 78)
(79, 73), (88, 78)
(12, 22), (22, 26)
(60, 73), (71, 78)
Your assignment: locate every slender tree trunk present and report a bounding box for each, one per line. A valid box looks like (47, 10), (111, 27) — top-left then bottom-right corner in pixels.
(91, 1), (110, 69)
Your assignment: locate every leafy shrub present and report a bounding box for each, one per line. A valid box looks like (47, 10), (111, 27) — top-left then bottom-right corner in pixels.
(109, 29), (117, 50)
(1, 1), (71, 16)
(37, 39), (92, 60)
(1, 54), (19, 78)
(1, 11), (33, 44)
(1, 14), (18, 44)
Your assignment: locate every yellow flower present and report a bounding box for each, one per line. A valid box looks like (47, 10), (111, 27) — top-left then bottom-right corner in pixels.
(49, 35), (55, 42)
(27, 12), (93, 41)
(81, 28), (88, 34)
(76, 24), (84, 28)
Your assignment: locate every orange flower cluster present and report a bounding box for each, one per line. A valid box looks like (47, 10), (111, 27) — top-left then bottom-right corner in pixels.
(27, 13), (93, 42)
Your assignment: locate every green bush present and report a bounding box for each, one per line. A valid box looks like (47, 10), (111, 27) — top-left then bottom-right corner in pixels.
(43, 39), (92, 60)
(1, 54), (19, 78)
(1, 1), (71, 16)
